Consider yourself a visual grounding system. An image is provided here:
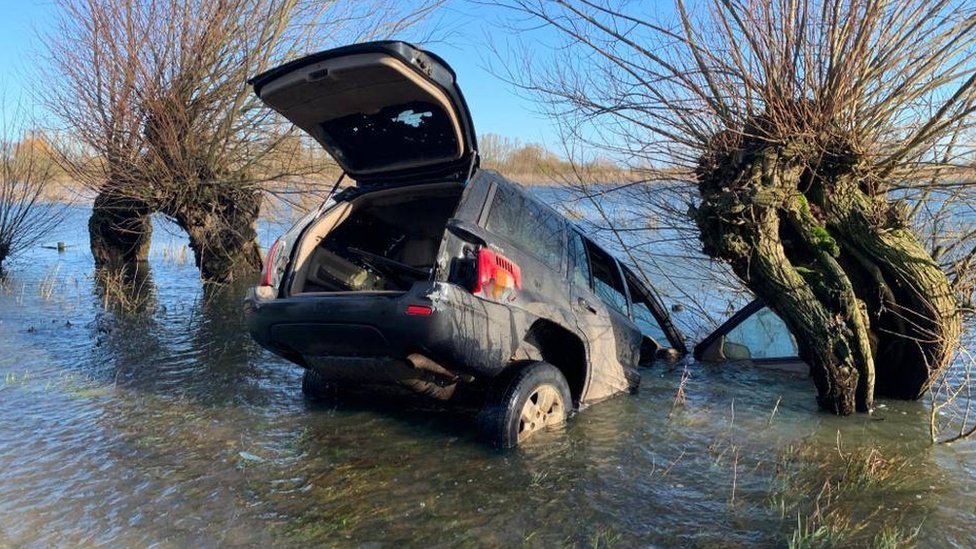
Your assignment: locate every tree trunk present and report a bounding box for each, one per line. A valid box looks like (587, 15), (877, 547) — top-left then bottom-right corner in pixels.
(163, 186), (263, 283)
(692, 131), (961, 414)
(0, 243), (9, 274)
(89, 186), (153, 270)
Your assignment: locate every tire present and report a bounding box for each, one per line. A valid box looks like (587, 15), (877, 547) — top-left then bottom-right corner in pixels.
(301, 369), (339, 402)
(478, 361), (572, 448)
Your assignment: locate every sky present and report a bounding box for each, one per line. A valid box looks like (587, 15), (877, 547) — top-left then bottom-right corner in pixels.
(0, 0), (567, 148)
(0, 1), (53, 120)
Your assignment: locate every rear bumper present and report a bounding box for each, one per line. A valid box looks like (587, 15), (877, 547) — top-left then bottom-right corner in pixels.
(244, 282), (517, 382)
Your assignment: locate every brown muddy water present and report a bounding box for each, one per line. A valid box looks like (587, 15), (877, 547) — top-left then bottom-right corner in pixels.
(1, 206), (975, 548)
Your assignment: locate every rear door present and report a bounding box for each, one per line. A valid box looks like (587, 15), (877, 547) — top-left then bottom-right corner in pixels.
(250, 41), (477, 185)
(568, 231), (641, 402)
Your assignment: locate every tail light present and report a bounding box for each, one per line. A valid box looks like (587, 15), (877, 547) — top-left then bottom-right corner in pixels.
(471, 248), (521, 301)
(259, 239), (281, 287)
(406, 304), (433, 316)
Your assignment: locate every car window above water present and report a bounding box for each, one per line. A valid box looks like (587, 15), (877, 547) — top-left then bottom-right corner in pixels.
(723, 306), (798, 360)
(485, 184), (565, 271)
(584, 240), (629, 316)
(568, 231), (592, 290)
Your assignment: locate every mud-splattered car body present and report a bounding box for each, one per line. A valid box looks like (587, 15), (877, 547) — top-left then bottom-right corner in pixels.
(244, 41), (685, 445)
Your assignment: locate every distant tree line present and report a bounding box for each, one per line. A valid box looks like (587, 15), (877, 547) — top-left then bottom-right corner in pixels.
(479, 133), (625, 182)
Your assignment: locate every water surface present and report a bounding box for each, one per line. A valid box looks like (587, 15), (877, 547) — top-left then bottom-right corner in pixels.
(0, 205), (974, 548)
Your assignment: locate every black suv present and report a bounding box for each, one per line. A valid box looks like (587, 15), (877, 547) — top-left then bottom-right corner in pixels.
(245, 41), (686, 447)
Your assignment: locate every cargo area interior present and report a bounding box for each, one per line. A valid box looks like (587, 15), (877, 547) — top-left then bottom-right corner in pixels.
(290, 184), (463, 294)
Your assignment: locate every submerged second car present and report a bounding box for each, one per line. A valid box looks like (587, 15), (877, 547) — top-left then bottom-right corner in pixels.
(244, 41), (686, 447)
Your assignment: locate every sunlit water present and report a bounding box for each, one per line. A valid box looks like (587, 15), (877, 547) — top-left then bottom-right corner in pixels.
(1, 205), (974, 548)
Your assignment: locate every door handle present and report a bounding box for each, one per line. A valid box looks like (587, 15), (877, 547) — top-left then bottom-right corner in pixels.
(577, 297), (598, 314)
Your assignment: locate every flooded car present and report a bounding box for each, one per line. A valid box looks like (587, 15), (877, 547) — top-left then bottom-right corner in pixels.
(244, 41), (686, 447)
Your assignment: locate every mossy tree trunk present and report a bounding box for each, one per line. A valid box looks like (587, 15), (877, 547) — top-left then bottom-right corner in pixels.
(693, 131), (961, 415)
(89, 185), (153, 270)
(160, 184), (263, 283)
(89, 179), (262, 283)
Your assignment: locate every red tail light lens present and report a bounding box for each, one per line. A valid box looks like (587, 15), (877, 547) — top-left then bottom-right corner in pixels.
(406, 304), (433, 316)
(260, 239), (281, 287)
(471, 248), (522, 301)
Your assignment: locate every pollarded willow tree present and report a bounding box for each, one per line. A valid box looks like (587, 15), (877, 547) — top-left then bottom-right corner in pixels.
(501, 0), (976, 414)
(40, 0), (443, 282)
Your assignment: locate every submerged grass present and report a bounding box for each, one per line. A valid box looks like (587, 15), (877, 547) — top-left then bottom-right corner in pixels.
(872, 525), (921, 549)
(788, 513), (851, 549)
(96, 267), (155, 314)
(37, 264), (61, 301)
(773, 437), (923, 548)
(28, 264), (85, 308)
(668, 364), (691, 419)
(588, 527), (622, 548)
(788, 518), (919, 549)
(160, 241), (189, 265)
(3, 371), (31, 388)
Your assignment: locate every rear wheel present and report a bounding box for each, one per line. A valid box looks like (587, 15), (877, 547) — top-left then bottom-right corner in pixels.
(478, 361), (571, 448)
(301, 369), (339, 402)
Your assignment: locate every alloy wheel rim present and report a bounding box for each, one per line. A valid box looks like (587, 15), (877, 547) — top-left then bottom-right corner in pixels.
(517, 385), (564, 442)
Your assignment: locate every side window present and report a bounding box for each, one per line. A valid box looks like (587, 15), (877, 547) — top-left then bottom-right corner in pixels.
(568, 231), (591, 289)
(485, 185), (565, 270)
(585, 241), (628, 315)
(722, 307), (798, 360)
(625, 271), (668, 344)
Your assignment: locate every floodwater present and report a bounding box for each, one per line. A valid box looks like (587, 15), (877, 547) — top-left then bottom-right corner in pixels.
(1, 205), (975, 548)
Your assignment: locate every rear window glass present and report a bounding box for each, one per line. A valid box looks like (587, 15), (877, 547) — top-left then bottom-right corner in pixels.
(485, 185), (565, 270)
(320, 100), (458, 172)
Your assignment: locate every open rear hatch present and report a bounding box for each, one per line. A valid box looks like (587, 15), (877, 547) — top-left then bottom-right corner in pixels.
(249, 41), (478, 185)
(288, 184), (464, 294)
